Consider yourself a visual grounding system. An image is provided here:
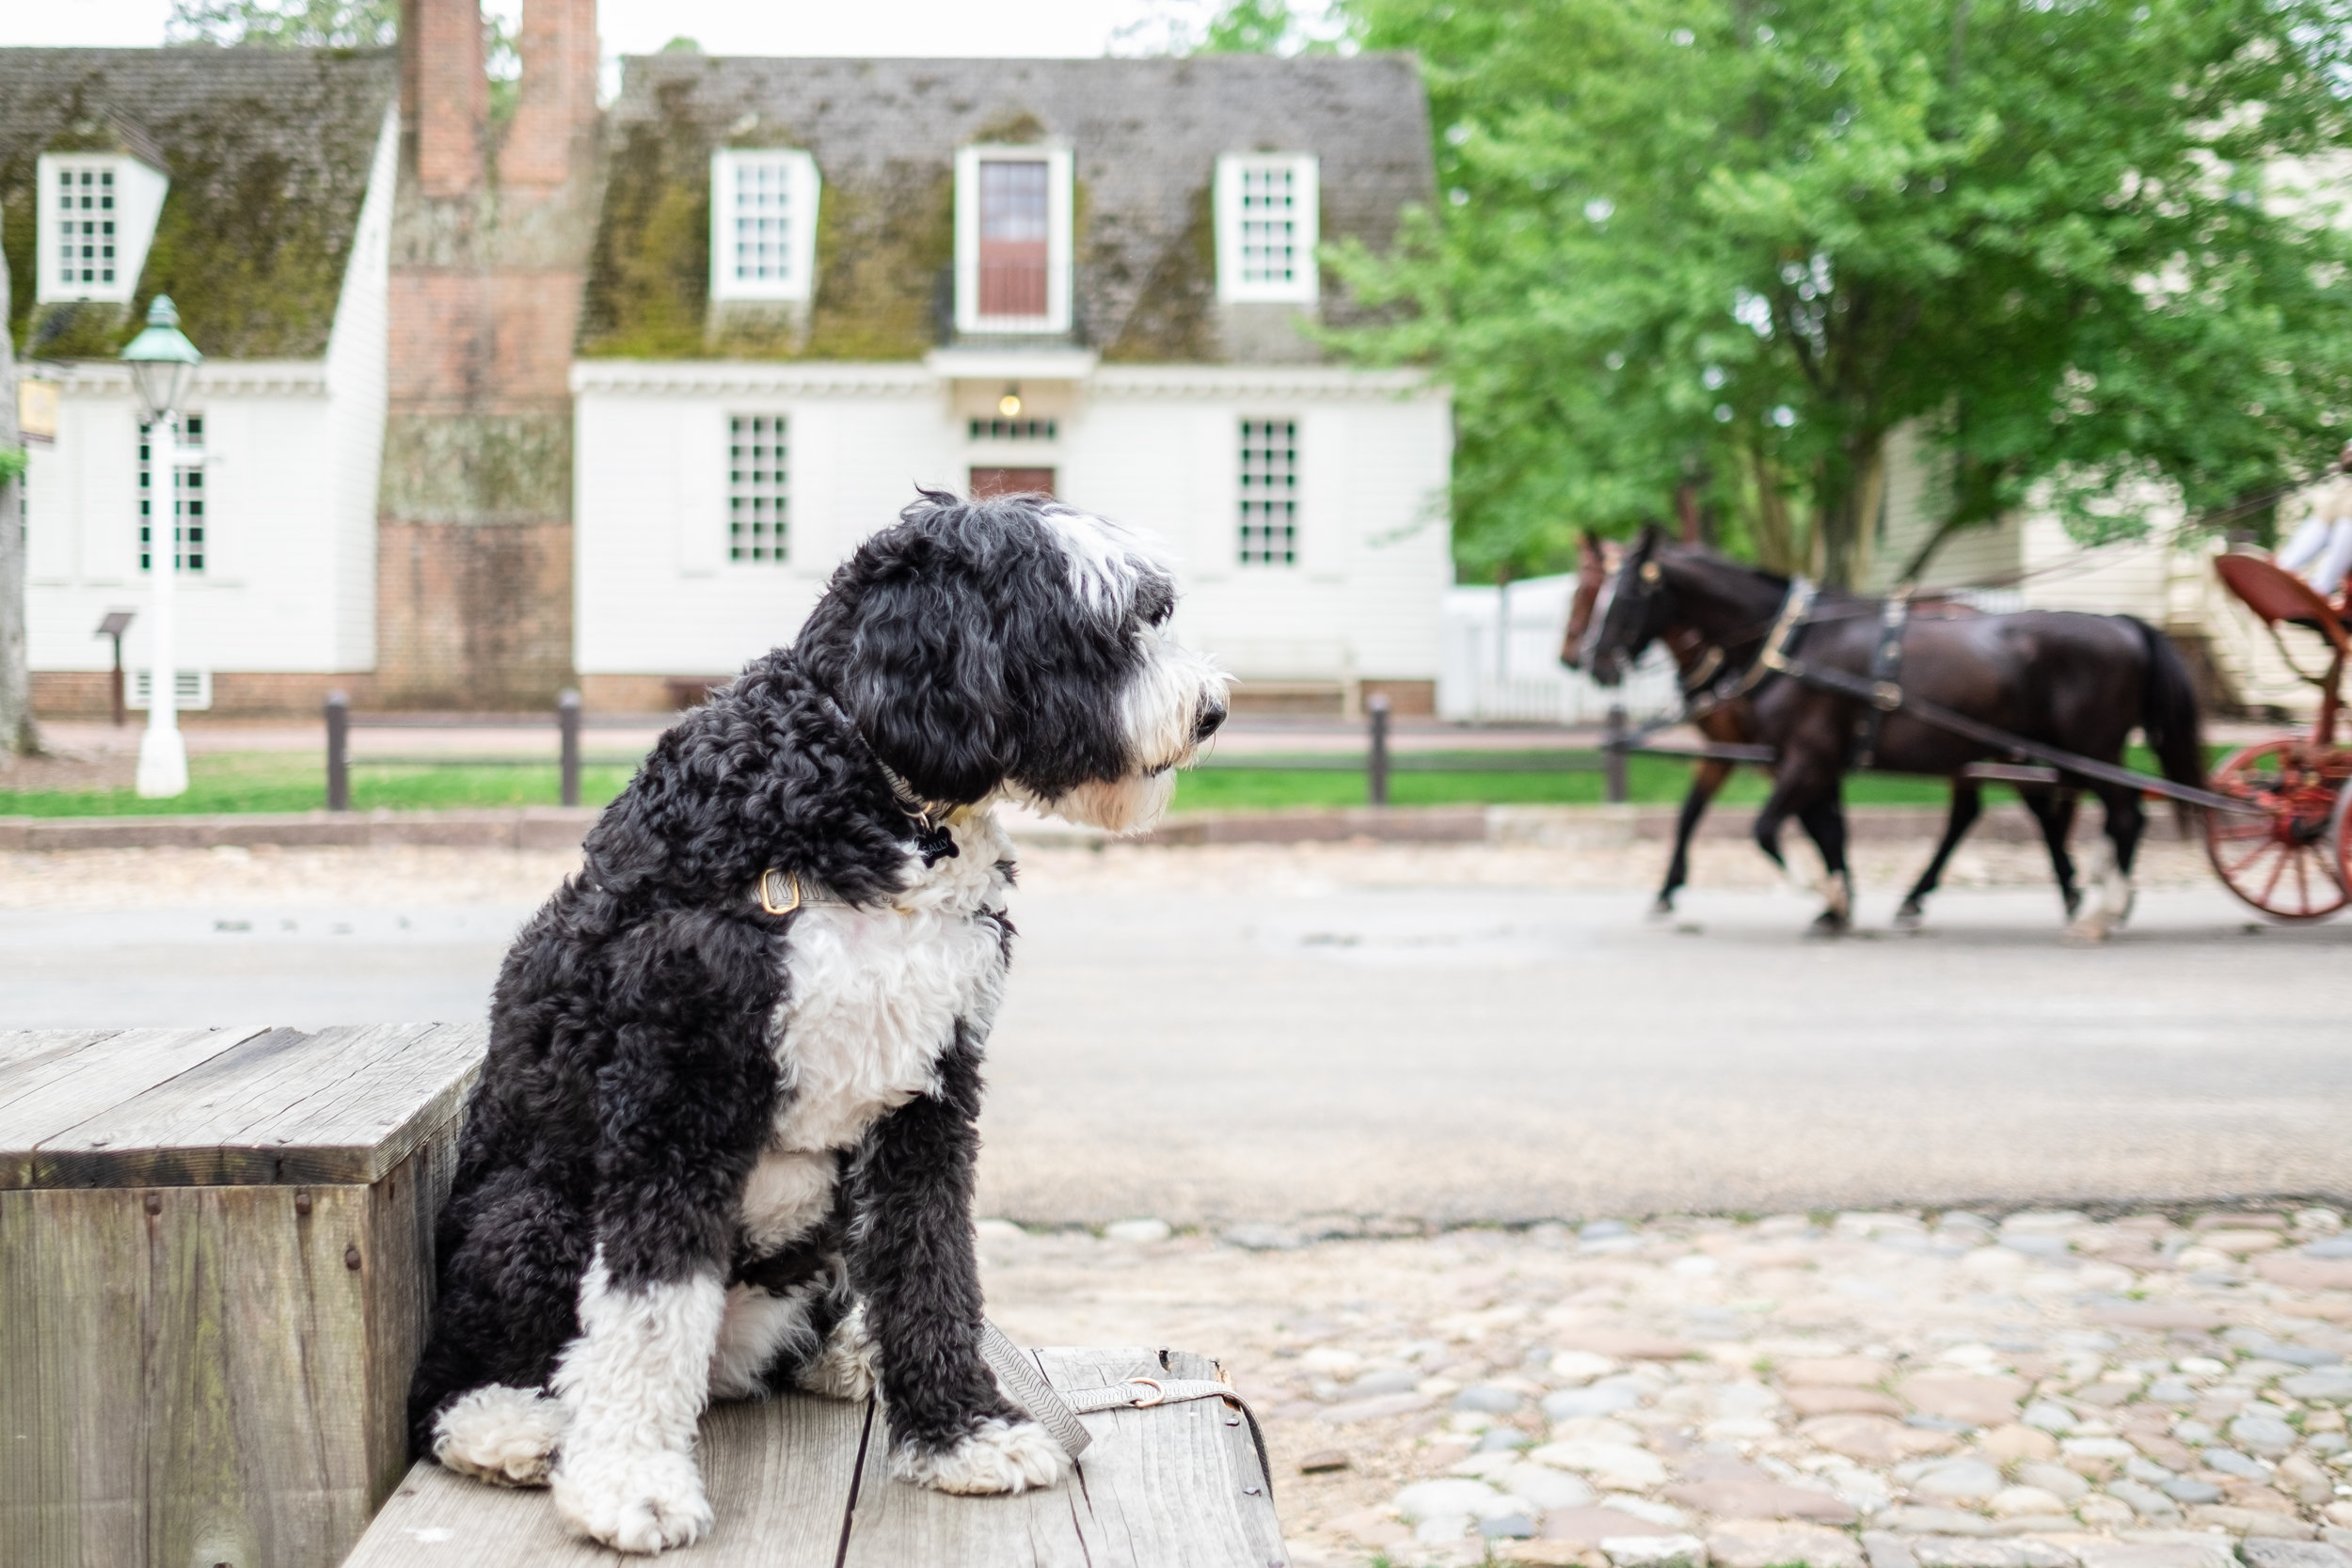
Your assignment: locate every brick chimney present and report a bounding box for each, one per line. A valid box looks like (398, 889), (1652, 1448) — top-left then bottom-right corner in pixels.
(381, 0), (599, 709)
(500, 0), (600, 190)
(403, 0), (486, 197)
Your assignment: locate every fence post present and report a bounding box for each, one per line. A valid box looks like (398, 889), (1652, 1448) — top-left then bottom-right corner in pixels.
(558, 689), (582, 808)
(1366, 691), (1391, 807)
(1603, 703), (1628, 804)
(325, 690), (350, 812)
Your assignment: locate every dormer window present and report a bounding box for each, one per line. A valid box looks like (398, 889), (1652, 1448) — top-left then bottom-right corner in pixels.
(709, 149), (820, 303)
(1216, 153), (1319, 305)
(36, 152), (168, 307)
(955, 145), (1073, 335)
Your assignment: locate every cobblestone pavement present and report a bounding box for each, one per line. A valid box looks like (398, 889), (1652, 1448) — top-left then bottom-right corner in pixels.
(977, 1207), (2352, 1568)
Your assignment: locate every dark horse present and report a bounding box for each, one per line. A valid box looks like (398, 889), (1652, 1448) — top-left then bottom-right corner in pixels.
(1576, 528), (2206, 937)
(1560, 532), (2004, 923)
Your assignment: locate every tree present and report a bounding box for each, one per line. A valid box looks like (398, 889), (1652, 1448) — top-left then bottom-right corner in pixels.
(0, 234), (32, 758)
(167, 0), (397, 48)
(1334, 0), (2352, 585)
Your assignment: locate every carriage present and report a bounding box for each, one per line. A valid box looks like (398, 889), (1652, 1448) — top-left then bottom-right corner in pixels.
(2201, 553), (2352, 921)
(1572, 528), (2352, 934)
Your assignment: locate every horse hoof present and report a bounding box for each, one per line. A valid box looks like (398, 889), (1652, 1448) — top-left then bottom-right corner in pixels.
(1893, 902), (1924, 929)
(1648, 897), (1677, 921)
(1808, 911), (1851, 936)
(2063, 913), (2113, 945)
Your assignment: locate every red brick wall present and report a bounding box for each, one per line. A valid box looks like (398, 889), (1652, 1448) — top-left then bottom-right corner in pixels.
(403, 0), (485, 198)
(501, 0), (601, 191)
(382, 0), (596, 709)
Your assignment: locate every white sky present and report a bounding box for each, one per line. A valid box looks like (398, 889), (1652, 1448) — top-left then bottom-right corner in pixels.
(0, 0), (1227, 59)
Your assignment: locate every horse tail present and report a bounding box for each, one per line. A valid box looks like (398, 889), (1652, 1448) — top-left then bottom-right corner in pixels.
(2127, 615), (2204, 829)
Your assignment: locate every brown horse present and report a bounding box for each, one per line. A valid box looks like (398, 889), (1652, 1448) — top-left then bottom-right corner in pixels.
(1558, 532), (2018, 924)
(1572, 529), (2205, 937)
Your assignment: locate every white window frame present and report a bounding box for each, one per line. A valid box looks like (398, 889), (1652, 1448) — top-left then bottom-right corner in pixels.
(955, 144), (1073, 336)
(724, 412), (790, 565)
(709, 149), (822, 304)
(1216, 153), (1320, 306)
(1237, 415), (1301, 567)
(36, 152), (169, 306)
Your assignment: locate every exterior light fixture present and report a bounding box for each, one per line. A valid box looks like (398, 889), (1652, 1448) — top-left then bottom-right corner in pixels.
(998, 387), (1023, 418)
(118, 295), (202, 798)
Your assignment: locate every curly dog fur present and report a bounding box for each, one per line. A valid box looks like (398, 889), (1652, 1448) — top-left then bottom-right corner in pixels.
(405, 492), (1226, 1553)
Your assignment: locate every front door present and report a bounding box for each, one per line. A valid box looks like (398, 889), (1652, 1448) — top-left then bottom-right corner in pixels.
(970, 467), (1055, 499)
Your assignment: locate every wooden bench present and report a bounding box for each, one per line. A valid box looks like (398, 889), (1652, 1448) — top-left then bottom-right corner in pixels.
(0, 1024), (1285, 1568)
(344, 1346), (1285, 1567)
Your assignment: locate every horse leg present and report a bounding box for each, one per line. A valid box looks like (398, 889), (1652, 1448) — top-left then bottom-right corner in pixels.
(1795, 795), (1854, 934)
(1656, 760), (1731, 916)
(2022, 787), (2083, 921)
(2069, 784), (2145, 942)
(1896, 781), (1982, 927)
(1752, 764), (1841, 931)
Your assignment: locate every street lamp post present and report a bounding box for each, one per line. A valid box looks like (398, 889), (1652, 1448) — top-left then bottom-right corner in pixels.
(119, 296), (201, 799)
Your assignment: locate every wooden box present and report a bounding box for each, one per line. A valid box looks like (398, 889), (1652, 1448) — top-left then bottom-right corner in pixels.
(345, 1346), (1286, 1567)
(0, 1023), (487, 1568)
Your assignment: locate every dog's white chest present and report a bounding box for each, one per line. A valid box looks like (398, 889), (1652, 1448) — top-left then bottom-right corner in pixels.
(768, 814), (1015, 1156)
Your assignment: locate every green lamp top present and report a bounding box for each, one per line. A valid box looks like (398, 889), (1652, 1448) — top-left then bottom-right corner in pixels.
(119, 295), (203, 366)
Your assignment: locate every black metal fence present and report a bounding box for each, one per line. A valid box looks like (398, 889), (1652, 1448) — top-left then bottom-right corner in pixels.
(322, 690), (649, 811)
(321, 693), (1677, 812)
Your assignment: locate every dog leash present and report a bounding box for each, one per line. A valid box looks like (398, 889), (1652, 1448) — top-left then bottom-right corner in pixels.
(977, 1320), (1273, 1494)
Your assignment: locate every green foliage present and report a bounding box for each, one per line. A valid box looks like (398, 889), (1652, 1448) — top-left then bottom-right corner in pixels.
(0, 446), (27, 486)
(1201, 0), (1305, 54)
(659, 37), (703, 55)
(167, 0), (396, 47)
(1334, 0), (2352, 585)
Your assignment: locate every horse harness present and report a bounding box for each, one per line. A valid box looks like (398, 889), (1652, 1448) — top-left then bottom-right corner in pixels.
(1850, 590), (1912, 769)
(1619, 562), (2255, 815)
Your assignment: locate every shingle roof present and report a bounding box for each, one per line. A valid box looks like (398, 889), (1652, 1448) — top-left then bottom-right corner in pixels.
(580, 54), (1436, 363)
(0, 47), (398, 360)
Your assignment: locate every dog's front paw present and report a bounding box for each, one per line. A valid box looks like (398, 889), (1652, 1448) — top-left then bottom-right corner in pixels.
(433, 1384), (566, 1487)
(894, 1417), (1073, 1496)
(796, 1305), (879, 1402)
(553, 1448), (715, 1555)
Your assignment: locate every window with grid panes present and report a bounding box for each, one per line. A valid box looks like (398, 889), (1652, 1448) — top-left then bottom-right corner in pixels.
(138, 416), (204, 573)
(977, 160), (1050, 318)
(1238, 164), (1299, 287)
(731, 157), (792, 286)
(1237, 419), (1298, 566)
(727, 416), (788, 562)
(56, 164), (118, 287)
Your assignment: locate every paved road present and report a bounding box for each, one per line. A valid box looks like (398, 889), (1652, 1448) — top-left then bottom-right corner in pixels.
(6, 883), (2345, 1222)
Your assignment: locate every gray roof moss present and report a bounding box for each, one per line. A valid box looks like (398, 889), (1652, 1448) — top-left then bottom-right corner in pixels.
(579, 54), (1436, 363)
(0, 47), (397, 361)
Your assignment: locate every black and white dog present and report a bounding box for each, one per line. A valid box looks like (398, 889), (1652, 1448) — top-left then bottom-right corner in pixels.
(405, 492), (1227, 1554)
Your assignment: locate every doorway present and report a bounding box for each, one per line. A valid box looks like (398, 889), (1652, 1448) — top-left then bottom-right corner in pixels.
(970, 467), (1056, 499)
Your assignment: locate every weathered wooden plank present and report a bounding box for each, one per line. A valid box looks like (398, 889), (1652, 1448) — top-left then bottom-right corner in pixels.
(342, 1391), (866, 1568)
(1059, 1348), (1287, 1568)
(359, 1132), (466, 1513)
(0, 1184), (151, 1568)
(0, 1028), (118, 1073)
(0, 1027), (269, 1186)
(25, 1022), (485, 1189)
(840, 1346), (1286, 1568)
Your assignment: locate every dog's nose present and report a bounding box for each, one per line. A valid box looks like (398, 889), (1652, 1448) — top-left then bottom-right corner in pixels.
(1194, 703), (1228, 744)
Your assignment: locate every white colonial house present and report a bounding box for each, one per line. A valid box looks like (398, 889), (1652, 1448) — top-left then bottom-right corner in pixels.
(3, 48), (399, 716)
(570, 55), (1453, 716)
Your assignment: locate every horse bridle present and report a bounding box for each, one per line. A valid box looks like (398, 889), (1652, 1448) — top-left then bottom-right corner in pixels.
(1610, 553), (1816, 720)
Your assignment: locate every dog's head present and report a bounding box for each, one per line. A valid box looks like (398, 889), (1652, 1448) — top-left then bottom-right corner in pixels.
(797, 490), (1229, 834)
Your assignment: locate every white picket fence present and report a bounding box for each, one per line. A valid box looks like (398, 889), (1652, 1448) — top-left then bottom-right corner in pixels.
(1438, 574), (1681, 725)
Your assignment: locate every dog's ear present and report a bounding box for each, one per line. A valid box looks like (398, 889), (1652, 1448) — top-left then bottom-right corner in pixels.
(834, 534), (1011, 804)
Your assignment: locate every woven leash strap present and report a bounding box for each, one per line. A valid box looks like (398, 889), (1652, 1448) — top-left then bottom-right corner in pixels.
(977, 1321), (1274, 1497)
(978, 1321), (1093, 1460)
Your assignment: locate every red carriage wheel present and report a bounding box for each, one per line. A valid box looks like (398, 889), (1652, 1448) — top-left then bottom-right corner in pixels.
(2205, 739), (2350, 921)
